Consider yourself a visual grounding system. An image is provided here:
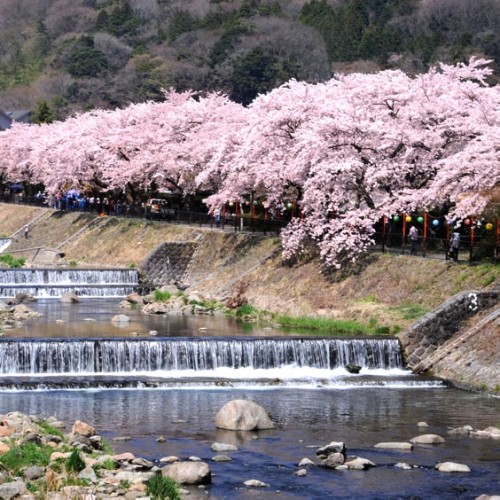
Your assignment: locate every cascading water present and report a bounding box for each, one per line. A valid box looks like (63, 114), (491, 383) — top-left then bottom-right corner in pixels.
(0, 268), (138, 298)
(0, 337), (442, 391)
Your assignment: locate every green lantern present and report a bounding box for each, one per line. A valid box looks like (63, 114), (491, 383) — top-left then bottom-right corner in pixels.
(417, 216), (424, 223)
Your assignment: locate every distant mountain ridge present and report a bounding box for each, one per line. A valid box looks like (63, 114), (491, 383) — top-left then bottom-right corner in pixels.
(0, 0), (498, 119)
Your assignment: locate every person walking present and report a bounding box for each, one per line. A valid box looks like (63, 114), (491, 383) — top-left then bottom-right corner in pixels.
(24, 225), (29, 239)
(214, 208), (221, 229)
(449, 230), (461, 262)
(408, 224), (418, 255)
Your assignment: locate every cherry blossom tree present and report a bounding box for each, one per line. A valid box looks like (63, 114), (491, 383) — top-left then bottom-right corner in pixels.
(0, 57), (498, 268)
(203, 57), (499, 267)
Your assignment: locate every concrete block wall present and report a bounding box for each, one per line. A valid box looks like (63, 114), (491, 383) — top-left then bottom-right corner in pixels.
(140, 242), (198, 286)
(398, 289), (499, 369)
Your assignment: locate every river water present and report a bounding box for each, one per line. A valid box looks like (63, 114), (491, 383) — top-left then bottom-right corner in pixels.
(0, 299), (498, 499)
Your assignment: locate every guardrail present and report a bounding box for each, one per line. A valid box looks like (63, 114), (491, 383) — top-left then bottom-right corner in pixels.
(1, 194), (497, 262)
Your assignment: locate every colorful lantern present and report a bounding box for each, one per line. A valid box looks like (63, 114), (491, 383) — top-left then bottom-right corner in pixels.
(287, 202), (293, 209)
(464, 218), (470, 225)
(405, 216), (412, 223)
(393, 215), (400, 222)
(485, 223), (493, 231)
(417, 216), (424, 223)
(432, 219), (440, 227)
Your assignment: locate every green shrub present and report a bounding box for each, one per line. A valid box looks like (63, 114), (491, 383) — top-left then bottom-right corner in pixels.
(236, 303), (257, 317)
(98, 458), (118, 470)
(0, 254), (25, 268)
(66, 449), (86, 474)
(39, 420), (64, 438)
(0, 443), (52, 474)
(145, 473), (181, 500)
(154, 289), (172, 302)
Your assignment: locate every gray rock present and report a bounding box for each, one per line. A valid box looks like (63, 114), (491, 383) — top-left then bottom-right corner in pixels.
(417, 421), (429, 427)
(298, 458), (315, 467)
(410, 434), (445, 445)
(243, 479), (269, 488)
(294, 468), (307, 477)
(0, 480), (28, 499)
(471, 426), (500, 439)
(188, 456), (202, 461)
(435, 462), (470, 473)
(132, 457), (154, 468)
(448, 425), (473, 436)
(215, 400), (274, 431)
(159, 456), (179, 463)
(21, 432), (42, 445)
(344, 457), (376, 470)
(323, 453), (345, 468)
(211, 455), (232, 462)
(211, 442), (238, 452)
(78, 465), (98, 482)
(142, 302), (169, 315)
(111, 314), (130, 324)
(15, 293), (37, 303)
(161, 461), (211, 485)
(394, 462), (413, 470)
(22, 465), (45, 480)
(316, 441), (346, 457)
(126, 293), (143, 304)
(60, 292), (80, 303)
(374, 442), (413, 450)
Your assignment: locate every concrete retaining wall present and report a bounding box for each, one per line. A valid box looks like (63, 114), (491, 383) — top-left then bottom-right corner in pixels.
(140, 242), (198, 286)
(398, 289), (499, 369)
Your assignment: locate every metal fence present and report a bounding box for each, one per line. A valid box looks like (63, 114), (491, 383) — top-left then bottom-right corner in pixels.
(1, 193), (497, 262)
(0, 193), (288, 236)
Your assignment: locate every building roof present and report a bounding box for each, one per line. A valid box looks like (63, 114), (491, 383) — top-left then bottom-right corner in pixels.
(0, 109), (32, 130)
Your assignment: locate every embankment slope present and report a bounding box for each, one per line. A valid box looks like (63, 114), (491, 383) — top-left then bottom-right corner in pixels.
(1, 203), (498, 392)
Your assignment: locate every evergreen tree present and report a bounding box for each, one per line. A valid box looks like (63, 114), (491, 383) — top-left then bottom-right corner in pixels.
(230, 47), (279, 105)
(32, 101), (55, 124)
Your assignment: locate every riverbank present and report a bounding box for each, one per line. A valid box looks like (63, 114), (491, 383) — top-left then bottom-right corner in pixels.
(1, 203), (499, 393)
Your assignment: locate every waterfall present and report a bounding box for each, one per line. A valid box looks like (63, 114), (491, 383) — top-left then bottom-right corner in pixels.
(0, 269), (138, 298)
(0, 337), (403, 375)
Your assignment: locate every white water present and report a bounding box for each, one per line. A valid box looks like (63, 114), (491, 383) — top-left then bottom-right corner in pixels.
(0, 268), (138, 298)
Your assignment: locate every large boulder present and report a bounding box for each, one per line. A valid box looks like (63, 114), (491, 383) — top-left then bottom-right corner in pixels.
(60, 292), (81, 303)
(410, 434), (445, 445)
(316, 441), (346, 458)
(72, 420), (96, 437)
(435, 462), (470, 473)
(0, 480), (27, 499)
(12, 304), (42, 320)
(215, 400), (274, 431)
(161, 461), (211, 485)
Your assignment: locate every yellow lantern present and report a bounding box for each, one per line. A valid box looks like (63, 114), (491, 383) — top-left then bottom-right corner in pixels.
(485, 222), (493, 231)
(405, 215), (412, 223)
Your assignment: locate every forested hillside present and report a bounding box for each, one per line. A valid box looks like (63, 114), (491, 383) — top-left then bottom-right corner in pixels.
(0, 0), (499, 118)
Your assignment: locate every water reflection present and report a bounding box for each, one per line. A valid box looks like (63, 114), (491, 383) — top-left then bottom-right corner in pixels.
(5, 298), (290, 338)
(0, 388), (498, 498)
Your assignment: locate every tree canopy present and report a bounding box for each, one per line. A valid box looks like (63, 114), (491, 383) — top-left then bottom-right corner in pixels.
(0, 58), (498, 268)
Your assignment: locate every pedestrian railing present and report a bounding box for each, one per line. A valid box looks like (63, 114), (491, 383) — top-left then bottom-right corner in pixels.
(1, 194), (497, 262)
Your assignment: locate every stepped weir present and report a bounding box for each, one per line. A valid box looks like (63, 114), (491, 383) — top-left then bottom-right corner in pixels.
(0, 268), (138, 298)
(0, 337), (402, 375)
